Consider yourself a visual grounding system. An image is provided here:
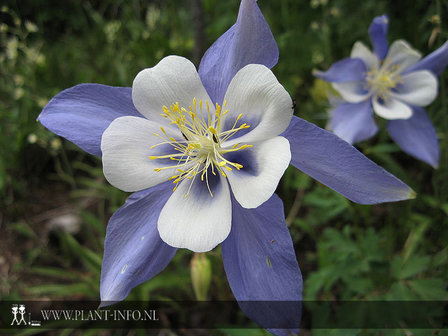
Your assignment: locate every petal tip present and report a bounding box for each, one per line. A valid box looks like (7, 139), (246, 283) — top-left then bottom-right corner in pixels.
(408, 189), (417, 199)
(376, 14), (389, 24)
(386, 186), (416, 203)
(98, 300), (119, 309)
(312, 69), (322, 77)
(98, 301), (108, 309)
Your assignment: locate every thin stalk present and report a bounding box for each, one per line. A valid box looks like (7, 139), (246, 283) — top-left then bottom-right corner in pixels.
(286, 187), (305, 227)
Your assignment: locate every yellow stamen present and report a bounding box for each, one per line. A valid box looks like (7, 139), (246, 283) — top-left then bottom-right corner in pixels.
(149, 98), (253, 197)
(366, 61), (403, 101)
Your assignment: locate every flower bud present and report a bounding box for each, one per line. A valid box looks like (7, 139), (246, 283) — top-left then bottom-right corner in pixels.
(190, 253), (211, 301)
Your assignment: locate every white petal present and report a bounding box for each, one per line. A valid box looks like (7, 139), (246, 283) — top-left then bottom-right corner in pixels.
(385, 40), (422, 71)
(372, 96), (413, 120)
(225, 136), (291, 209)
(220, 64), (293, 146)
(351, 41), (379, 70)
(132, 56), (213, 125)
(158, 175), (231, 252)
(332, 81), (371, 103)
(390, 70), (438, 106)
(101, 116), (185, 192)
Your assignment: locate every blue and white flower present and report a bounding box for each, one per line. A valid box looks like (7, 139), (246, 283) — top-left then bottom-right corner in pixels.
(101, 56), (293, 253)
(315, 15), (448, 168)
(38, 3), (414, 335)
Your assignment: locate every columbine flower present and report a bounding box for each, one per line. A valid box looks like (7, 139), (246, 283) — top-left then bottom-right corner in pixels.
(315, 15), (448, 168)
(101, 55), (293, 253)
(38, 2), (414, 335)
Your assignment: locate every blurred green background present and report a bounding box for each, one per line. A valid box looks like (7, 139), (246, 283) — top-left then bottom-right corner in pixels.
(1, 0), (447, 335)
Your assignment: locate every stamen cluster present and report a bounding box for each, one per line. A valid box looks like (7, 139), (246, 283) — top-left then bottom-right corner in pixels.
(149, 98), (252, 197)
(366, 61), (403, 100)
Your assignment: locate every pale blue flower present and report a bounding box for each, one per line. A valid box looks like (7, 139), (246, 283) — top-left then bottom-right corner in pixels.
(315, 15), (448, 168)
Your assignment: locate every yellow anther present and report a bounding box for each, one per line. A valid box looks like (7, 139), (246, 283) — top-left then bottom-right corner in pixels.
(218, 161), (227, 167)
(208, 126), (217, 135)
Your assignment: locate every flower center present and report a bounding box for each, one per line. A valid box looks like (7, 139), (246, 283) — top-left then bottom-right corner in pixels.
(366, 62), (403, 100)
(149, 98), (252, 197)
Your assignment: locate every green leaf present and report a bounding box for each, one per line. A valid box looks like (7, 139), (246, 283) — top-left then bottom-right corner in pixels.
(441, 203), (448, 217)
(390, 256), (402, 279)
(365, 143), (400, 154)
(348, 277), (374, 295)
(304, 271), (328, 300)
(386, 282), (419, 300)
(420, 194), (440, 208)
(408, 278), (448, 300)
(399, 255), (431, 279)
(433, 247), (448, 267)
(10, 221), (36, 239)
(402, 216), (430, 263)
(58, 232), (102, 274)
(359, 228), (385, 262)
(30, 267), (82, 280)
(27, 283), (95, 297)
(80, 210), (105, 235)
